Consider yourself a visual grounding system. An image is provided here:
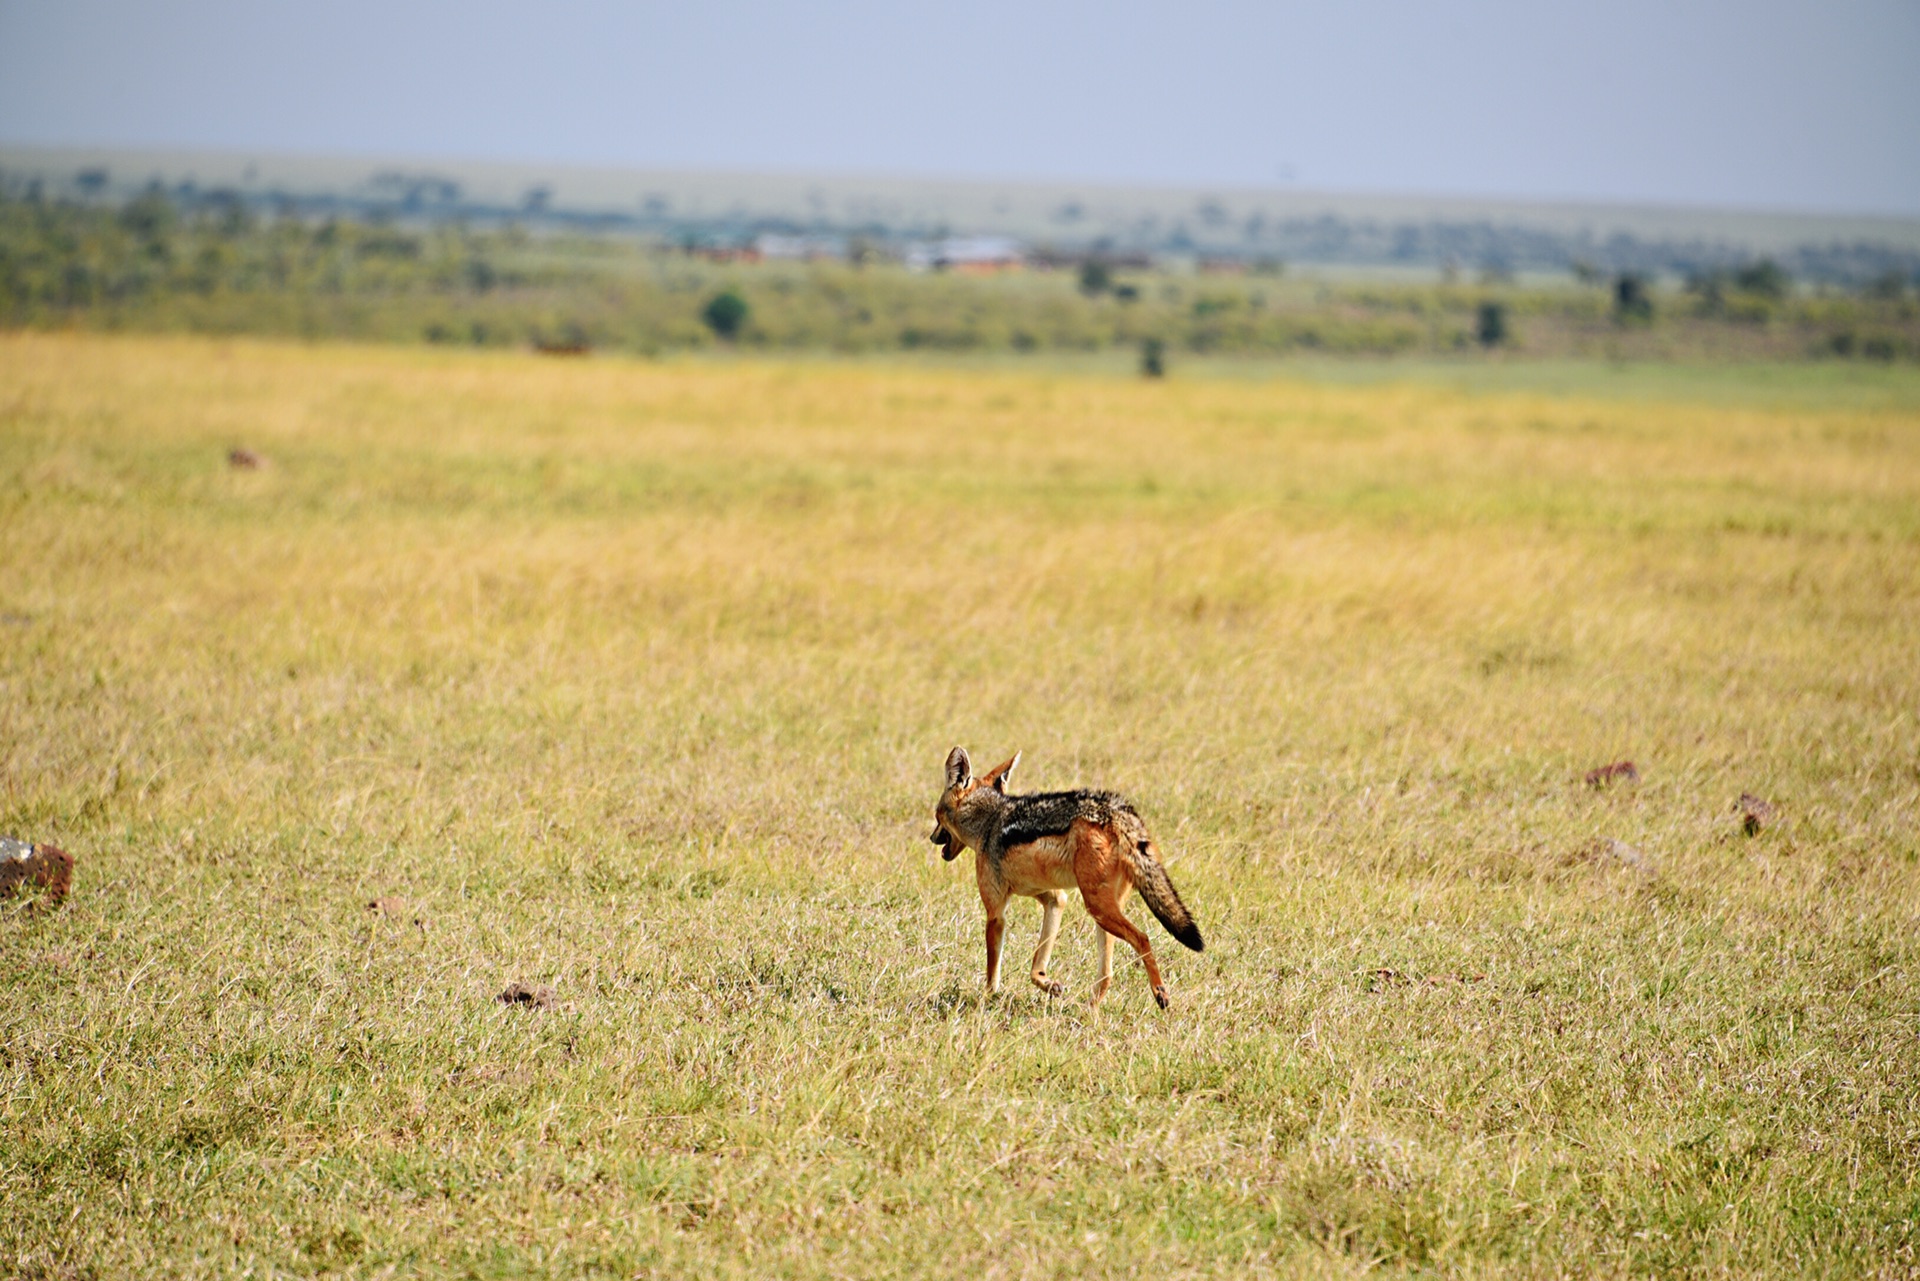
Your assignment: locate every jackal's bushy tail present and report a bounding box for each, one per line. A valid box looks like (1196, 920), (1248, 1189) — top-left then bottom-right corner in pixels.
(1116, 815), (1204, 952)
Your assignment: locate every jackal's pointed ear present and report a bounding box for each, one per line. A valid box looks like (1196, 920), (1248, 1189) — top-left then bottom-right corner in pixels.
(944, 746), (973, 790)
(986, 750), (1021, 793)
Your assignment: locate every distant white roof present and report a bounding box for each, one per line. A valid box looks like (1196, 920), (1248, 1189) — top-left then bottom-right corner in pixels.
(754, 233), (846, 260)
(905, 236), (1026, 270)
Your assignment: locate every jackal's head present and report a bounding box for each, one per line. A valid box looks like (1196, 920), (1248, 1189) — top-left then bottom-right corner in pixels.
(929, 745), (1019, 861)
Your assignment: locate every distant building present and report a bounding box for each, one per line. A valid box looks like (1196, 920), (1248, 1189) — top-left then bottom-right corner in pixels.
(754, 234), (847, 262)
(905, 236), (1026, 274)
(688, 244), (763, 264)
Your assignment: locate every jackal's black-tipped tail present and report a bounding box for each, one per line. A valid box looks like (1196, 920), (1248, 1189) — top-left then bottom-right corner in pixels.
(1129, 840), (1204, 952)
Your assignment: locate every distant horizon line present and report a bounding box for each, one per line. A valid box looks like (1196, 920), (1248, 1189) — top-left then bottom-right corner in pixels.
(5, 138), (1918, 228)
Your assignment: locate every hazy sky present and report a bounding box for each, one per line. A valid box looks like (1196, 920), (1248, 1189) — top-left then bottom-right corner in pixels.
(3, 0), (1917, 215)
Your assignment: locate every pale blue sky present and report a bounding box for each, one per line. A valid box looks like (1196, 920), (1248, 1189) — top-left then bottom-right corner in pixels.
(3, 0), (1917, 215)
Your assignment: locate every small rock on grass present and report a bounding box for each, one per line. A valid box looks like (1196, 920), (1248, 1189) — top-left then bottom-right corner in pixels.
(227, 447), (266, 470)
(1736, 793), (1777, 836)
(0, 839), (73, 908)
(1584, 760), (1640, 788)
(366, 895), (425, 925)
(1596, 838), (1654, 874)
(498, 982), (556, 1010)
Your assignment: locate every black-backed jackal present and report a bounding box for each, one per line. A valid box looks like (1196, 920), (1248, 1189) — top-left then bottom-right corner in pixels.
(928, 747), (1203, 1009)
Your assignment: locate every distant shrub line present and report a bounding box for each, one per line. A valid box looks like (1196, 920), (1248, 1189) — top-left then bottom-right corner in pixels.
(1, 190), (1915, 362)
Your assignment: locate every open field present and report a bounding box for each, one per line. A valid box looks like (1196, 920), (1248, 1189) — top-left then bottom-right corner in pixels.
(3, 333), (1919, 1277)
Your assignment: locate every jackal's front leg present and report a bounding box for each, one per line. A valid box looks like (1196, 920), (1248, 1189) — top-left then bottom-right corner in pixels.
(983, 913), (1005, 993)
(977, 863), (1011, 996)
(1029, 891), (1066, 997)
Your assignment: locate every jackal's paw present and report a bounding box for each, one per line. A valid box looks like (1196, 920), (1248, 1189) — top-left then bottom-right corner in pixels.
(1037, 979), (1065, 998)
(1152, 985), (1170, 1011)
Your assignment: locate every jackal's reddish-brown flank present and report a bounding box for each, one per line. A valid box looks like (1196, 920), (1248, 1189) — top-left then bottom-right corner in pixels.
(930, 747), (1202, 1010)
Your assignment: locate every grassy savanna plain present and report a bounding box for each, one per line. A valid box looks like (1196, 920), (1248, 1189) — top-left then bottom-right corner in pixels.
(3, 333), (1919, 1278)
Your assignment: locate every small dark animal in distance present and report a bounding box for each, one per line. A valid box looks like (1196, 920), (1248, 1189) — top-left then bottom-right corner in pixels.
(227, 447), (266, 469)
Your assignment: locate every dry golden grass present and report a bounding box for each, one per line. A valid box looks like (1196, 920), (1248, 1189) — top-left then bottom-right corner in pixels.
(2, 333), (1918, 1277)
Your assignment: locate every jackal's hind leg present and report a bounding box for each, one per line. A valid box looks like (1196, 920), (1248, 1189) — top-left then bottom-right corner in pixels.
(1091, 926), (1116, 1008)
(1082, 884), (1171, 1010)
(1029, 891), (1067, 997)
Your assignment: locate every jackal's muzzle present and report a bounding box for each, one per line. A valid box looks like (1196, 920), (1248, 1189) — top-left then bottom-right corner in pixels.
(929, 824), (959, 861)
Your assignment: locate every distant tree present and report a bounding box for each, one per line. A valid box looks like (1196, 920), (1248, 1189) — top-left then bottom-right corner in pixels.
(1613, 273), (1653, 322)
(204, 189), (251, 238)
(702, 290), (749, 340)
(1140, 337), (1166, 378)
(74, 168), (109, 197)
(1570, 260), (1602, 286)
(119, 185), (175, 240)
(1685, 270), (1725, 315)
(1112, 283), (1141, 303)
(1078, 259), (1112, 296)
(1864, 269), (1907, 301)
(1476, 301), (1509, 347)
(189, 242), (229, 295)
(1733, 258), (1788, 299)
